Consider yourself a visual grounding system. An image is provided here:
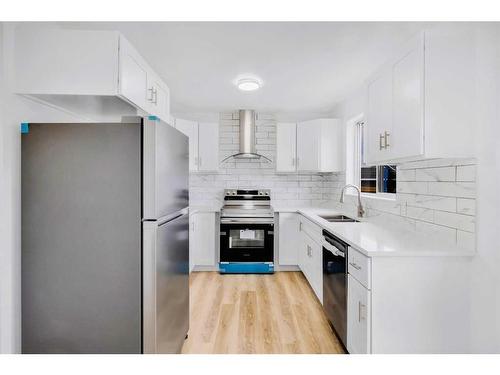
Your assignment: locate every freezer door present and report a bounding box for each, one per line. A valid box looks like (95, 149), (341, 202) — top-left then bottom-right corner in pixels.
(21, 122), (142, 353)
(143, 211), (190, 354)
(143, 117), (189, 219)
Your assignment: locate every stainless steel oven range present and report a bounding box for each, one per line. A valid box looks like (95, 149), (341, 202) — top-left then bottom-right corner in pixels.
(219, 189), (274, 274)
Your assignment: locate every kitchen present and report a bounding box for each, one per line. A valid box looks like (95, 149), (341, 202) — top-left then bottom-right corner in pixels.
(1, 12), (500, 366)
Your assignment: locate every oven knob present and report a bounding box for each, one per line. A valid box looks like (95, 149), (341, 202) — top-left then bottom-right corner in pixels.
(265, 192), (269, 195)
(259, 192), (263, 195)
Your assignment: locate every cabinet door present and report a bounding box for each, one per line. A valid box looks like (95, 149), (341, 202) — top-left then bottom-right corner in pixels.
(392, 37), (424, 160)
(191, 213), (216, 267)
(366, 69), (392, 164)
(276, 123), (297, 172)
(319, 119), (342, 172)
(308, 238), (323, 303)
(296, 120), (321, 171)
(145, 72), (171, 123)
(175, 119), (199, 172)
(298, 231), (309, 278)
(347, 274), (371, 354)
(152, 82), (170, 123)
(198, 122), (219, 172)
(278, 213), (299, 266)
(119, 37), (149, 109)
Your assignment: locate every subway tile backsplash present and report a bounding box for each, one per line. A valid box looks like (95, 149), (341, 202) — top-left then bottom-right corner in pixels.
(189, 111), (476, 250)
(338, 158), (477, 249)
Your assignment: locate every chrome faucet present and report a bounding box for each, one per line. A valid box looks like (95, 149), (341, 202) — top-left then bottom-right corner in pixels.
(340, 184), (365, 218)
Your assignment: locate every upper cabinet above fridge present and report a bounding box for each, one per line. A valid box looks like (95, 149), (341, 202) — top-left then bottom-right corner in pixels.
(365, 26), (477, 164)
(14, 27), (170, 123)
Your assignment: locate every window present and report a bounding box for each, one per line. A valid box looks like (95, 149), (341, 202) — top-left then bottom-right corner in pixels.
(361, 165), (397, 194)
(346, 118), (397, 196)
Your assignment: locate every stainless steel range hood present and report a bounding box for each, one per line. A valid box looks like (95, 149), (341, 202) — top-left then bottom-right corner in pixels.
(221, 110), (272, 163)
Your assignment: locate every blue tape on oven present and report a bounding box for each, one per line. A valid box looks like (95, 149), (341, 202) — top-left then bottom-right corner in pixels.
(219, 262), (274, 274)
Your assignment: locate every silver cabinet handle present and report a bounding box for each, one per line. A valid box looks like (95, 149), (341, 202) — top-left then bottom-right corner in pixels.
(358, 301), (366, 322)
(379, 133), (385, 150)
(384, 131), (390, 148)
(307, 245), (312, 257)
(349, 262), (361, 270)
(199, 157), (202, 167)
(296, 157), (300, 167)
(152, 88), (158, 105)
(147, 87), (155, 102)
(299, 222), (302, 231)
(291, 157), (295, 166)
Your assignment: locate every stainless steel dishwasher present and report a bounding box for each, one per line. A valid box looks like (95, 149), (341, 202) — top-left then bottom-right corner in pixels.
(322, 229), (348, 349)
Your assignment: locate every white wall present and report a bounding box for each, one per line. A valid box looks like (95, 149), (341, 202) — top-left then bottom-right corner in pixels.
(0, 23), (136, 354)
(470, 24), (500, 353)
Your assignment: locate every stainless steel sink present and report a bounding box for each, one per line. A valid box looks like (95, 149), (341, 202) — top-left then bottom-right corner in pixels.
(319, 214), (359, 223)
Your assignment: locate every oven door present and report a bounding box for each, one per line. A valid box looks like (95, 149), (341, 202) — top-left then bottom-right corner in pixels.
(220, 220), (274, 263)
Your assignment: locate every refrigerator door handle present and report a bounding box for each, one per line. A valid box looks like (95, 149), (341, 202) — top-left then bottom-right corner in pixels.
(156, 208), (189, 226)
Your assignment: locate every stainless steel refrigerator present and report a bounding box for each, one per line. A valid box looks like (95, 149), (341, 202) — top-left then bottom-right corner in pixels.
(21, 116), (189, 354)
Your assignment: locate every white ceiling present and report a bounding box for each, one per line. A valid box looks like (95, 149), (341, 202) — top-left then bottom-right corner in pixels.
(60, 22), (430, 115)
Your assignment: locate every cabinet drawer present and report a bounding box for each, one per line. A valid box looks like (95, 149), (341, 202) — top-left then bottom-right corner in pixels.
(298, 216), (322, 243)
(348, 247), (371, 289)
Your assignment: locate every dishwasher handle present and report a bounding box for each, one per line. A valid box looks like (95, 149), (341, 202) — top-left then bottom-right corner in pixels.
(322, 241), (345, 258)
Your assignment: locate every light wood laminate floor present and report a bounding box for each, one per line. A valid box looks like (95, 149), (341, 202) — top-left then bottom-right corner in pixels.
(181, 271), (346, 354)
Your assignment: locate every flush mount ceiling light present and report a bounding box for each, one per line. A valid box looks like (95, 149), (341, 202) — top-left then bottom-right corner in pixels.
(235, 77), (262, 92)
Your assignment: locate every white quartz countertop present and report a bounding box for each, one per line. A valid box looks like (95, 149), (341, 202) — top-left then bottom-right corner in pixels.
(278, 207), (475, 258)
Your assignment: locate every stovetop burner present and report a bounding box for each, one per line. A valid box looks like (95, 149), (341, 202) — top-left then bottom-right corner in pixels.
(221, 188), (273, 219)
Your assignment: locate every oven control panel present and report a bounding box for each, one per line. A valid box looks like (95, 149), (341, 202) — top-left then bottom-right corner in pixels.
(224, 189), (271, 197)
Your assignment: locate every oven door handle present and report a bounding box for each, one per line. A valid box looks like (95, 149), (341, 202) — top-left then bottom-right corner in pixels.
(220, 218), (274, 224)
(323, 241), (345, 258)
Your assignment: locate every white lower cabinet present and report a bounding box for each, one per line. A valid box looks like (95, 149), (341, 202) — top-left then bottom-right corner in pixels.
(298, 222), (323, 304)
(190, 212), (217, 271)
(309, 239), (323, 303)
(282, 215), (471, 354)
(278, 213), (300, 266)
(347, 274), (371, 354)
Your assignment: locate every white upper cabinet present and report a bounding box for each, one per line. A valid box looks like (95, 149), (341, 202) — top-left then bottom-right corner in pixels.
(175, 119), (199, 172)
(392, 38), (424, 160)
(296, 120), (321, 171)
(146, 73), (170, 122)
(366, 34), (424, 164)
(365, 27), (476, 163)
(276, 123), (297, 172)
(276, 119), (342, 173)
(14, 28), (171, 122)
(366, 68), (393, 163)
(175, 119), (219, 172)
(197, 122), (219, 172)
(118, 36), (149, 111)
